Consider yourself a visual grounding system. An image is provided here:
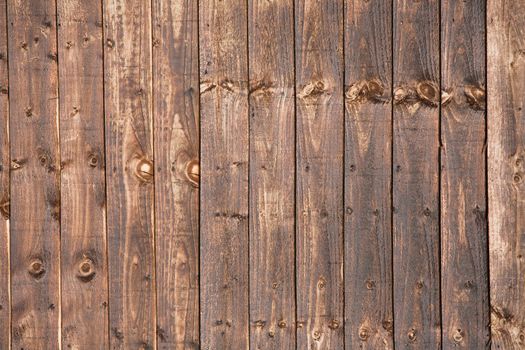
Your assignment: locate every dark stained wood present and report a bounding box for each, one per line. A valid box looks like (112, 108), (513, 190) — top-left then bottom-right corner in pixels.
(57, 0), (109, 348)
(392, 0), (441, 347)
(488, 0), (525, 348)
(0, 0), (9, 347)
(248, 0), (295, 349)
(440, 0), (490, 348)
(7, 0), (60, 348)
(103, 0), (156, 348)
(199, 0), (249, 348)
(344, 0), (393, 348)
(152, 0), (200, 347)
(295, 0), (344, 348)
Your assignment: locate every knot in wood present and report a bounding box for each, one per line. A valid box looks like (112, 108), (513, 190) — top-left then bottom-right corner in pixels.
(299, 80), (327, 99)
(185, 159), (199, 187)
(407, 328), (417, 342)
(365, 279), (376, 290)
(441, 90), (453, 106)
(28, 258), (45, 278)
(0, 197), (9, 219)
(278, 320), (287, 328)
(328, 319), (340, 330)
(312, 330), (321, 341)
(135, 158), (154, 182)
(416, 81), (439, 106)
(452, 329), (464, 343)
(358, 326), (370, 341)
(88, 153), (99, 168)
(346, 79), (385, 104)
(317, 277), (326, 289)
(464, 85), (485, 110)
(77, 258), (96, 281)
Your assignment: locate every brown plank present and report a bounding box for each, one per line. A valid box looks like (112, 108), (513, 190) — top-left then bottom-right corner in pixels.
(488, 0), (525, 348)
(0, 0), (9, 347)
(199, 0), (249, 347)
(7, 0), (60, 348)
(392, 0), (441, 347)
(57, 0), (109, 348)
(152, 0), (200, 348)
(295, 0), (344, 348)
(103, 0), (156, 348)
(344, 0), (393, 348)
(248, 0), (295, 348)
(440, 0), (489, 348)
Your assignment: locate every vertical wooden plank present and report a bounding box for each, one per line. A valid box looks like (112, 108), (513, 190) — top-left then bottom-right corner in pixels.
(7, 0), (60, 348)
(103, 0), (156, 348)
(199, 0), (249, 348)
(488, 0), (525, 348)
(152, 0), (200, 347)
(248, 0), (295, 348)
(0, 0), (9, 347)
(295, 0), (344, 348)
(393, 0), (441, 348)
(57, 0), (109, 348)
(440, 0), (489, 348)
(344, 0), (393, 348)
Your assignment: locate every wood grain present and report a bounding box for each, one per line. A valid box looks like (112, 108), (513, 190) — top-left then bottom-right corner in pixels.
(440, 0), (490, 348)
(7, 0), (60, 348)
(103, 0), (156, 348)
(344, 0), (393, 348)
(152, 0), (200, 348)
(488, 0), (525, 348)
(248, 0), (295, 349)
(295, 0), (344, 348)
(393, 0), (441, 348)
(199, 0), (249, 348)
(57, 0), (109, 348)
(0, 0), (9, 347)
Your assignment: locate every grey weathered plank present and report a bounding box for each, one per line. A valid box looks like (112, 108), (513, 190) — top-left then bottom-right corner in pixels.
(103, 0), (156, 348)
(152, 0), (200, 347)
(393, 0), (441, 347)
(248, 0), (295, 349)
(57, 0), (109, 348)
(7, 0), (60, 348)
(440, 0), (490, 348)
(488, 0), (525, 348)
(0, 0), (9, 347)
(344, 0), (393, 348)
(295, 0), (344, 348)
(199, 0), (249, 348)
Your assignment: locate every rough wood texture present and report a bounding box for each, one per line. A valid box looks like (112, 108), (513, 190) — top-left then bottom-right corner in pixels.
(7, 0), (61, 348)
(248, 0), (295, 349)
(344, 0), (393, 348)
(152, 0), (200, 347)
(103, 0), (156, 348)
(0, 0), (9, 347)
(441, 0), (490, 348)
(199, 0), (249, 348)
(393, 0), (441, 348)
(295, 0), (344, 348)
(488, 0), (525, 348)
(57, 0), (109, 348)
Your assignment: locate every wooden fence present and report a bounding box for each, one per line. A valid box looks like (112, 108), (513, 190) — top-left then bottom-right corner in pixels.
(0, 0), (523, 349)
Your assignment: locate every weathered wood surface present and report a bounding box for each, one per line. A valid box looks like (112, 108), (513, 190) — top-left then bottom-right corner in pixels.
(57, 0), (109, 348)
(152, 0), (200, 347)
(199, 0), (249, 348)
(441, 0), (490, 348)
(295, 0), (344, 348)
(344, 0), (393, 348)
(8, 0), (61, 348)
(393, 0), (441, 348)
(103, 0), (156, 348)
(248, 0), (295, 349)
(488, 0), (525, 348)
(0, 0), (9, 347)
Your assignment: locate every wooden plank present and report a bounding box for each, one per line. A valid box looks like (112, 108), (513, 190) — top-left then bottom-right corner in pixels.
(152, 0), (200, 347)
(344, 0), (393, 348)
(488, 0), (525, 348)
(392, 0), (441, 347)
(57, 0), (109, 348)
(295, 0), (344, 348)
(7, 0), (60, 348)
(248, 0), (295, 349)
(103, 0), (156, 348)
(199, 0), (249, 347)
(440, 0), (489, 348)
(0, 0), (9, 347)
